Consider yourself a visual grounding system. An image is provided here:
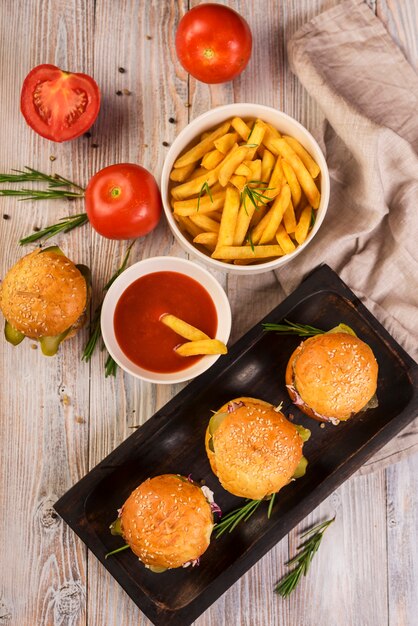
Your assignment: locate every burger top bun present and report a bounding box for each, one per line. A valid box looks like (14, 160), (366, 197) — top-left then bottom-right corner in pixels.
(205, 397), (303, 500)
(286, 332), (378, 422)
(120, 474), (214, 570)
(0, 248), (87, 338)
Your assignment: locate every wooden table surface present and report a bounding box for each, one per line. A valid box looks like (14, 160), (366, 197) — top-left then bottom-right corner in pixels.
(1, 1), (417, 625)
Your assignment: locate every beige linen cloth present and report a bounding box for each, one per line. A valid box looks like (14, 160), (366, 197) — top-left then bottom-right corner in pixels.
(276, 0), (418, 474)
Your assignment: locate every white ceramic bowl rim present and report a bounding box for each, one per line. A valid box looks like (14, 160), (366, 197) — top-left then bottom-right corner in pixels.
(161, 103), (330, 275)
(100, 256), (232, 384)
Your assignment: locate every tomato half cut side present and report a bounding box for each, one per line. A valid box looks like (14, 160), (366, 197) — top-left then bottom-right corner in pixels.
(20, 64), (101, 142)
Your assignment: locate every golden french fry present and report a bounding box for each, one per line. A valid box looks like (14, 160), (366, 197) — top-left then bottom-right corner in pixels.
(193, 231), (218, 250)
(266, 123), (282, 138)
(173, 190), (226, 215)
(216, 185), (241, 248)
(244, 119), (267, 159)
(231, 117), (251, 141)
(283, 200), (297, 233)
(257, 184), (291, 245)
(276, 224), (296, 254)
(295, 204), (313, 244)
(212, 244), (284, 260)
(250, 204), (268, 227)
(218, 145), (249, 187)
(170, 163), (196, 182)
(175, 339), (228, 356)
(189, 214), (220, 233)
(178, 216), (204, 239)
(261, 149), (275, 183)
(190, 166), (208, 180)
(281, 160), (302, 207)
(174, 121), (230, 168)
(234, 163), (252, 177)
(246, 160), (262, 181)
(263, 137), (320, 208)
(230, 174), (247, 192)
(202, 149), (224, 170)
(262, 156), (284, 201)
(201, 131), (211, 141)
(171, 169), (219, 200)
(160, 314), (210, 341)
(283, 136), (320, 178)
(214, 132), (239, 154)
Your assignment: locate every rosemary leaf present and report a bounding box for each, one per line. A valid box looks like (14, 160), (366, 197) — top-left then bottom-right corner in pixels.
(267, 493), (276, 519)
(262, 319), (325, 337)
(196, 181), (213, 211)
(19, 213), (89, 245)
(215, 498), (270, 538)
(275, 517), (335, 598)
(0, 188), (84, 200)
(105, 544), (130, 559)
(0, 166), (85, 195)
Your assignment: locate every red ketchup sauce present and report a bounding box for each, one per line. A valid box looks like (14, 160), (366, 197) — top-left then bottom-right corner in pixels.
(114, 271), (218, 373)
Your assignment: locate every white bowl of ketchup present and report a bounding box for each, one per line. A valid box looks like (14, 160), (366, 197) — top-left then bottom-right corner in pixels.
(101, 256), (232, 384)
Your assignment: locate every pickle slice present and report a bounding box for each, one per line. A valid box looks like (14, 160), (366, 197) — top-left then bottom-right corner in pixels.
(76, 263), (92, 286)
(39, 329), (70, 356)
(110, 517), (123, 536)
(294, 424), (311, 443)
(293, 455), (308, 479)
(208, 411), (228, 436)
(326, 323), (357, 336)
(148, 565), (167, 573)
(40, 245), (64, 255)
(4, 321), (25, 346)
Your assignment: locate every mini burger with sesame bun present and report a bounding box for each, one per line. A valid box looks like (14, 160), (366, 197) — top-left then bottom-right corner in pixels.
(285, 324), (378, 425)
(205, 397), (310, 501)
(0, 246), (90, 356)
(108, 474), (220, 572)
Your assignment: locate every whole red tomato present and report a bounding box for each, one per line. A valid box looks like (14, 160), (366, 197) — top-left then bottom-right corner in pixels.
(20, 64), (100, 142)
(175, 4), (252, 84)
(85, 164), (162, 240)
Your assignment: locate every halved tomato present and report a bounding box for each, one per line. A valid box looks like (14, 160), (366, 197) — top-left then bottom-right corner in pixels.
(20, 64), (100, 142)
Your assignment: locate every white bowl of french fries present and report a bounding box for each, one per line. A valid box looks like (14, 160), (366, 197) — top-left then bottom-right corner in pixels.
(100, 256), (232, 384)
(161, 103), (329, 274)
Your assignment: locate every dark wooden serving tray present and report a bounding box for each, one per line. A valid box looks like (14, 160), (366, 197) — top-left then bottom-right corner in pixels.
(54, 264), (418, 626)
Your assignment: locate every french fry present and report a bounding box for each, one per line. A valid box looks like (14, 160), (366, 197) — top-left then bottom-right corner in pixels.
(231, 116), (251, 141)
(234, 163), (252, 177)
(283, 200), (297, 233)
(244, 119), (267, 159)
(263, 137), (320, 208)
(170, 162), (196, 182)
(261, 149), (275, 183)
(294, 204), (313, 244)
(276, 224), (296, 254)
(216, 185), (240, 248)
(178, 216), (204, 239)
(257, 184), (291, 245)
(189, 214), (220, 233)
(175, 339), (228, 356)
(246, 159), (262, 181)
(174, 120), (230, 168)
(218, 145), (249, 187)
(201, 148), (224, 170)
(283, 136), (320, 178)
(214, 132), (238, 154)
(190, 166), (208, 180)
(160, 314), (210, 341)
(266, 123), (282, 138)
(193, 231), (218, 251)
(171, 168), (220, 200)
(212, 245), (284, 260)
(173, 190), (226, 215)
(230, 174), (247, 192)
(281, 160), (302, 207)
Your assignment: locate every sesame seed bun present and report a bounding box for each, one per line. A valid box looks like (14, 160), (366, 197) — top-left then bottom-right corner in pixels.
(0, 248), (87, 338)
(205, 397), (303, 500)
(119, 474), (214, 570)
(285, 332), (378, 423)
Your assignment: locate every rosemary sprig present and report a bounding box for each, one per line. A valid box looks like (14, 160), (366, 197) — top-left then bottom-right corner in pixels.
(247, 229), (255, 252)
(275, 517), (335, 597)
(215, 494), (276, 538)
(82, 242), (135, 377)
(262, 319), (325, 337)
(247, 122), (255, 141)
(196, 180), (213, 211)
(241, 180), (274, 214)
(0, 166), (84, 198)
(19, 213), (89, 245)
(105, 544), (130, 559)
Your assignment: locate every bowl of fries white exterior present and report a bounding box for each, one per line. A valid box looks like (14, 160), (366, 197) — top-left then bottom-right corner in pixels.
(161, 103), (330, 275)
(100, 256), (232, 384)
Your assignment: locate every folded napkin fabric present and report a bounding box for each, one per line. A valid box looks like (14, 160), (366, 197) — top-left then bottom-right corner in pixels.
(278, 0), (418, 473)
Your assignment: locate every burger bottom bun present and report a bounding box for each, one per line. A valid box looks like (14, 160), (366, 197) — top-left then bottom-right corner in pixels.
(120, 474), (213, 569)
(286, 333), (378, 422)
(206, 397), (303, 500)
